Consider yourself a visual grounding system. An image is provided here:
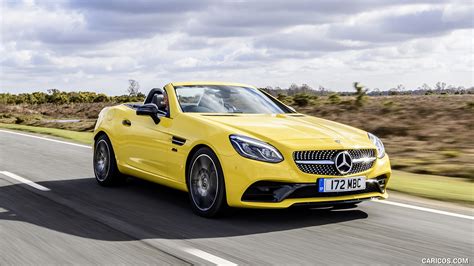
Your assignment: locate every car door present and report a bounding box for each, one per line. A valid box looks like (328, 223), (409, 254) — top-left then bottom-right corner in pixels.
(121, 110), (174, 183)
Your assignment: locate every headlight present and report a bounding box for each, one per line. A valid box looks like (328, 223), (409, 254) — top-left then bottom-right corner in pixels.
(229, 135), (283, 163)
(368, 132), (385, 158)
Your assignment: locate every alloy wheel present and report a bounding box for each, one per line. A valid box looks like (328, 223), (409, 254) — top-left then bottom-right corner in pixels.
(94, 139), (110, 181)
(189, 154), (219, 211)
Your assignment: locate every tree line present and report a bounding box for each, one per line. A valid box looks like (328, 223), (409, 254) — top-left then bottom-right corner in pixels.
(0, 89), (145, 105)
(263, 82), (473, 97)
(1, 81), (472, 105)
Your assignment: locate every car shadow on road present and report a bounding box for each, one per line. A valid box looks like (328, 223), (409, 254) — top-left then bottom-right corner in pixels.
(0, 177), (368, 241)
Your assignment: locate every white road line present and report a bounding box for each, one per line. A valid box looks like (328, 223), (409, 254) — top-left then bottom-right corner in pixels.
(1, 130), (472, 222)
(183, 248), (237, 266)
(373, 199), (474, 220)
(0, 171), (51, 191)
(0, 129), (91, 149)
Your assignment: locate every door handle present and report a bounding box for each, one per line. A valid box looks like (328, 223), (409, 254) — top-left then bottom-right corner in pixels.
(122, 119), (132, 127)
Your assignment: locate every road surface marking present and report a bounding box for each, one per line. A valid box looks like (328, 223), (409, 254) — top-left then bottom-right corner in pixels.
(1, 130), (472, 221)
(183, 248), (237, 266)
(0, 129), (91, 149)
(374, 199), (473, 220)
(0, 171), (51, 191)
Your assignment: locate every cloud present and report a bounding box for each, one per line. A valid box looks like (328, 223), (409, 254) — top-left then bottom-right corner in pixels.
(329, 4), (474, 42)
(0, 0), (472, 94)
(254, 26), (371, 53)
(67, 0), (209, 13)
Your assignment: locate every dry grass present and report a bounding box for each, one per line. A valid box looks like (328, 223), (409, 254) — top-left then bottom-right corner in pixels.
(1, 94), (473, 179)
(0, 102), (110, 131)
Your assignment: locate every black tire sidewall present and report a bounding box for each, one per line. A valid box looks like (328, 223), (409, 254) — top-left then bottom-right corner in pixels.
(187, 147), (227, 217)
(93, 134), (122, 186)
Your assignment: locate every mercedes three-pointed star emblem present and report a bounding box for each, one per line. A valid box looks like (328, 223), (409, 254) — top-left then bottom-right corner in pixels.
(334, 151), (353, 174)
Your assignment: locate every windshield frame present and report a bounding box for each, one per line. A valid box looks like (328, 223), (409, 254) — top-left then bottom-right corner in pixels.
(173, 85), (294, 114)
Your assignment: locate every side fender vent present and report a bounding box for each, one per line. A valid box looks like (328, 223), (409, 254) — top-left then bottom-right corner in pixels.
(172, 136), (186, 146)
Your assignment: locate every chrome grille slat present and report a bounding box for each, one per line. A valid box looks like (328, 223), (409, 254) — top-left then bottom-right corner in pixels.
(293, 149), (376, 176)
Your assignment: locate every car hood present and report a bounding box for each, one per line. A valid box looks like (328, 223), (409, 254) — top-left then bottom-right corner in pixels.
(196, 113), (373, 149)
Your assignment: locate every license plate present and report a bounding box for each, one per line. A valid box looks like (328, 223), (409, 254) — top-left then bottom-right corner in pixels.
(318, 176), (366, 192)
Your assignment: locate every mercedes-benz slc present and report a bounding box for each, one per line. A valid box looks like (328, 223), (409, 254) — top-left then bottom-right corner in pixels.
(93, 82), (391, 217)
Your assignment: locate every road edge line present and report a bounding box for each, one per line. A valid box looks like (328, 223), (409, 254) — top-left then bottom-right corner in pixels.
(373, 199), (474, 220)
(0, 129), (91, 149)
(0, 171), (51, 191)
(182, 248), (238, 266)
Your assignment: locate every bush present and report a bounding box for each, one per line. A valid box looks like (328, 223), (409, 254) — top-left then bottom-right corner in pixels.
(93, 94), (109, 103)
(0, 90), (145, 105)
(15, 117), (24, 124)
(293, 93), (310, 107)
(328, 93), (341, 104)
(277, 93), (286, 101)
(31, 92), (48, 104)
(354, 82), (367, 107)
(384, 100), (395, 109)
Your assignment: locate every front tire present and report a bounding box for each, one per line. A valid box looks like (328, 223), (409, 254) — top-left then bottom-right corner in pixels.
(187, 147), (227, 217)
(93, 134), (124, 186)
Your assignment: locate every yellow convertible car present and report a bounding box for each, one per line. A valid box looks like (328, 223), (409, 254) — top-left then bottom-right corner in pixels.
(93, 82), (391, 217)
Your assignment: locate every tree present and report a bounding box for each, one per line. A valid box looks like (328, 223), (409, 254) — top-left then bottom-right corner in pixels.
(396, 84), (405, 91)
(288, 83), (299, 95)
(371, 88), (381, 96)
(318, 85), (327, 96)
(127, 79), (140, 96)
(354, 82), (367, 107)
(435, 82), (446, 92)
(300, 84), (312, 93)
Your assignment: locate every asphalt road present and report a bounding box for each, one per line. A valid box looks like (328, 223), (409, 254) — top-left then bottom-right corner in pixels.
(0, 129), (472, 265)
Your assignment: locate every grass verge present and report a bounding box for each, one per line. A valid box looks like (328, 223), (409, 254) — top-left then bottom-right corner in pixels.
(388, 170), (473, 205)
(0, 123), (472, 205)
(0, 123), (93, 145)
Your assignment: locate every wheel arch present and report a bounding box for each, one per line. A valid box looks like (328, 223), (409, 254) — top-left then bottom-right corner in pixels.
(94, 130), (108, 142)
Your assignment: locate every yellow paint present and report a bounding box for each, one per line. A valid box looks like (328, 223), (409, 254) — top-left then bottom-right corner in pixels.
(94, 82), (391, 208)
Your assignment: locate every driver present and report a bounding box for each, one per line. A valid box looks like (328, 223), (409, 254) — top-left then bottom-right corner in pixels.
(163, 91), (169, 113)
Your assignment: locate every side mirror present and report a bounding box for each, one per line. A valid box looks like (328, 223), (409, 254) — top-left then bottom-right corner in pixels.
(288, 106), (296, 112)
(136, 103), (161, 124)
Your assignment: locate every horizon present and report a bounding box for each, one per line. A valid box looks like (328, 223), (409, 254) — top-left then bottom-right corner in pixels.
(1, 81), (472, 97)
(1, 0), (473, 95)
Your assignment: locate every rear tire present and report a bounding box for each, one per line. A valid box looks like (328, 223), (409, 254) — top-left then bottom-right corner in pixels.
(93, 134), (125, 186)
(187, 147), (228, 218)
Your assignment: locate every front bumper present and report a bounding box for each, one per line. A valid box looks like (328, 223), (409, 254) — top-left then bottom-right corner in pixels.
(220, 152), (391, 208)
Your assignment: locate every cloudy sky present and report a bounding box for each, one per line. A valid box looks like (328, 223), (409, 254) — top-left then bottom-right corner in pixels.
(1, 0), (473, 95)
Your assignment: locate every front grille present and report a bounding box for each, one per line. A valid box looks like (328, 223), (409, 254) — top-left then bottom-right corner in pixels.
(293, 149), (376, 176)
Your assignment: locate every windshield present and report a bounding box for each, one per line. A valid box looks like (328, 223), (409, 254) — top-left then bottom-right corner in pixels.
(174, 85), (288, 114)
